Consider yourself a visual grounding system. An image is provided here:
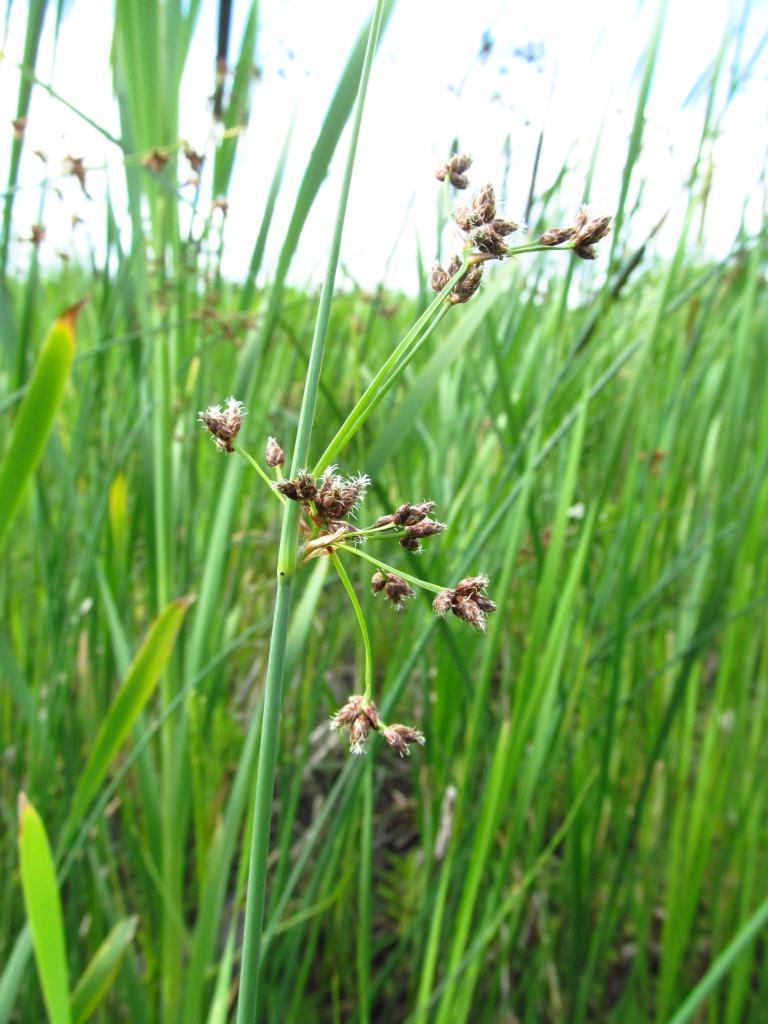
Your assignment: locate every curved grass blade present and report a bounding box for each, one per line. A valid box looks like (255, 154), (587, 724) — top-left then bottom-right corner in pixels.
(0, 301), (83, 555)
(17, 795), (71, 1024)
(70, 917), (138, 1024)
(67, 595), (194, 832)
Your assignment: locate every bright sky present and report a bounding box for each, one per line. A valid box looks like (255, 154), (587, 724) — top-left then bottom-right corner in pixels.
(1, 0), (766, 293)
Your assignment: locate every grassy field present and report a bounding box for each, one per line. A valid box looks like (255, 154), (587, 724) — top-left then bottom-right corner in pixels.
(2, 2), (768, 1022)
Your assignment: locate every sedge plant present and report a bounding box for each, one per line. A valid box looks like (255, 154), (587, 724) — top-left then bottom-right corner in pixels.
(196, 22), (612, 1018)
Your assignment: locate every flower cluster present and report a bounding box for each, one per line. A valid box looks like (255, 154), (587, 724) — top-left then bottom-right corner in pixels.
(371, 571), (415, 610)
(431, 156), (519, 304)
(435, 153), (472, 189)
(433, 575), (497, 632)
(277, 466), (371, 527)
(330, 695), (425, 757)
(198, 397), (245, 453)
(539, 208), (612, 260)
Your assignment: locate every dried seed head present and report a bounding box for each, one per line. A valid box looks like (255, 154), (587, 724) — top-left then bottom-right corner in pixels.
(29, 224), (45, 246)
(198, 396), (245, 453)
(453, 594), (487, 630)
(436, 153), (473, 188)
(432, 575), (497, 631)
(184, 145), (205, 173)
(469, 225), (508, 257)
(399, 535), (422, 552)
(454, 204), (473, 232)
(405, 518), (446, 539)
(143, 148), (170, 173)
(572, 207), (589, 231)
(63, 156), (89, 197)
(393, 502), (434, 526)
(381, 723), (425, 757)
(539, 226), (576, 247)
(450, 263), (483, 304)
(277, 471), (318, 502)
(447, 254), (462, 276)
(371, 571), (387, 594)
(472, 184), (496, 224)
(574, 215), (612, 247)
(491, 218), (519, 236)
(455, 574), (490, 595)
(574, 243), (597, 260)
(12, 117), (27, 140)
(315, 468), (371, 519)
(329, 694), (365, 730)
(383, 574), (416, 610)
(330, 695), (380, 754)
(265, 436), (285, 468)
(348, 716), (371, 754)
(431, 264), (450, 293)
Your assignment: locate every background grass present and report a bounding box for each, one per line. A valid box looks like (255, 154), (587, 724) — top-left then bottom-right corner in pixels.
(1, 1), (768, 1022)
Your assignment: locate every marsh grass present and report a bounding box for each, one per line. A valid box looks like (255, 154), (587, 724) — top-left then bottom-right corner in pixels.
(1, 2), (768, 1022)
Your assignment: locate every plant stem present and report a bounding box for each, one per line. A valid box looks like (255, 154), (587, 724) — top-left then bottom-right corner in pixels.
(234, 443), (286, 503)
(330, 552), (373, 700)
(234, 3), (386, 1019)
(336, 542), (447, 594)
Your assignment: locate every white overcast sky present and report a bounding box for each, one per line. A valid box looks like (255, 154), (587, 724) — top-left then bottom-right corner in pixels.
(1, 0), (766, 293)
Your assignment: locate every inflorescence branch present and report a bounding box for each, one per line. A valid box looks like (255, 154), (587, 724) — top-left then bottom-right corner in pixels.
(198, 151), (610, 758)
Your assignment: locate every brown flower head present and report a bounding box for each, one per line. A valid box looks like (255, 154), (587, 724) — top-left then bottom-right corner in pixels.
(405, 518), (446, 540)
(468, 225), (508, 257)
(539, 226), (576, 247)
(315, 467), (371, 520)
(450, 263), (483, 304)
(265, 436), (285, 468)
(432, 574), (497, 631)
(381, 723), (425, 757)
(277, 471), (318, 502)
(574, 214), (611, 248)
(491, 218), (519, 236)
(436, 153), (472, 189)
(400, 534), (422, 552)
(370, 572), (416, 610)
(142, 148), (170, 173)
(472, 183), (496, 225)
(184, 145), (205, 173)
(431, 264), (450, 293)
(330, 695), (381, 755)
(198, 396), (245, 453)
(63, 156), (90, 197)
(371, 571), (387, 593)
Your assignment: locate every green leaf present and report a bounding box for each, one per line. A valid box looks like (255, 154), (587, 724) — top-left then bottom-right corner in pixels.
(68, 595), (193, 830)
(0, 301), (82, 555)
(17, 795), (72, 1024)
(70, 917), (137, 1024)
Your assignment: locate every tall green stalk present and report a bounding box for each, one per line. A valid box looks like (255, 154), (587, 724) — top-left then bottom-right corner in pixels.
(234, 3), (387, 1019)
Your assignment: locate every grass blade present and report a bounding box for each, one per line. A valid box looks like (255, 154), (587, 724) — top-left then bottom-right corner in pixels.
(17, 796), (71, 1024)
(0, 301), (82, 555)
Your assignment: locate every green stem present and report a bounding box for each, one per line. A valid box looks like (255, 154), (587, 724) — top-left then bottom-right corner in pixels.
(312, 262), (466, 475)
(330, 552), (373, 700)
(358, 758), (373, 1024)
(336, 542), (447, 595)
(234, 3), (387, 1020)
(234, 443), (286, 504)
(504, 242), (575, 256)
